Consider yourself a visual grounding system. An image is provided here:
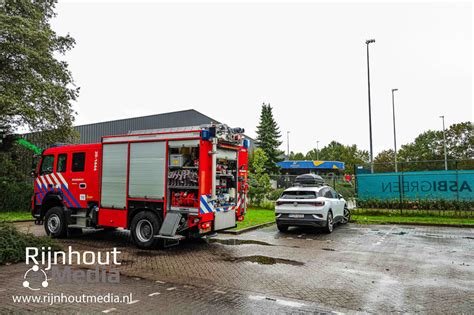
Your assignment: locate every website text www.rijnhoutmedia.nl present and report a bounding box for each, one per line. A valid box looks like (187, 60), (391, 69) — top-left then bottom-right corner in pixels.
(12, 293), (132, 306)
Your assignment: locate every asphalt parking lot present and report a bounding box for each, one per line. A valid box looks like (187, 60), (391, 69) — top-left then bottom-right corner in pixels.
(2, 222), (473, 314)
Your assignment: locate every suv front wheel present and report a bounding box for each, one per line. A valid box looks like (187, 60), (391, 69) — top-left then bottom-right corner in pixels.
(341, 206), (350, 224)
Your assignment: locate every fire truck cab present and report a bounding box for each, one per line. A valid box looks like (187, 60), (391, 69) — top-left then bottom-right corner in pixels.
(32, 124), (249, 248)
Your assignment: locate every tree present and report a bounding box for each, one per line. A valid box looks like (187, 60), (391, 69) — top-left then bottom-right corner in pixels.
(396, 121), (473, 171)
(445, 122), (473, 160)
(0, 0), (78, 143)
(374, 149), (396, 173)
(398, 130), (443, 162)
(305, 141), (369, 173)
(255, 103), (283, 174)
(248, 148), (271, 205)
(289, 151), (305, 160)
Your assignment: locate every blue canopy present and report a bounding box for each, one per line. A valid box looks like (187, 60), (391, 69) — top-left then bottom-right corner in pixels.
(277, 160), (345, 170)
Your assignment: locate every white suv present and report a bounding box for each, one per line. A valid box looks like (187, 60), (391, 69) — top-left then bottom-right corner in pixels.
(275, 180), (350, 233)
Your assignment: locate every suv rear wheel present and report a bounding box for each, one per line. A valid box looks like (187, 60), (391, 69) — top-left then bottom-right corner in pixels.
(277, 224), (288, 232)
(323, 211), (334, 233)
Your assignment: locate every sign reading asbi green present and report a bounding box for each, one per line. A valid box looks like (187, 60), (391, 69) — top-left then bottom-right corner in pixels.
(357, 170), (474, 201)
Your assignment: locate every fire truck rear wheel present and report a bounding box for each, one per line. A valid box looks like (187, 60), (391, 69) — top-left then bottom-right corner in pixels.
(130, 211), (162, 249)
(44, 207), (67, 238)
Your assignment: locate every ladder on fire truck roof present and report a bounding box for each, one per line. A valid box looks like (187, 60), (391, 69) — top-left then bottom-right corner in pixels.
(127, 125), (204, 135)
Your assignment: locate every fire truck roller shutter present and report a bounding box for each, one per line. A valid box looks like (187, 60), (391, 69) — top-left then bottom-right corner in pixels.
(216, 149), (237, 160)
(129, 142), (166, 199)
(101, 144), (128, 209)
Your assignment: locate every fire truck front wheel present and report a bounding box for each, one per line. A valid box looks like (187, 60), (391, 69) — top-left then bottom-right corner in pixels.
(130, 211), (162, 249)
(44, 207), (67, 238)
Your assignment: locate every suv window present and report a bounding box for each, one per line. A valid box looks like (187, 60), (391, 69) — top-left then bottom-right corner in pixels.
(40, 155), (54, 175)
(329, 188), (338, 199)
(321, 188), (333, 198)
(72, 152), (85, 172)
(57, 154), (67, 173)
(280, 191), (317, 199)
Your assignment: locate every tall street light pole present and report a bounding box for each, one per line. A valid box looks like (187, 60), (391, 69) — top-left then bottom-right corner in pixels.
(366, 39), (375, 173)
(316, 141), (320, 160)
(287, 131), (290, 160)
(391, 89), (398, 172)
(440, 116), (448, 170)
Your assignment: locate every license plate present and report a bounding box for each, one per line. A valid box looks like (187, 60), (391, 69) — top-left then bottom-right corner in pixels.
(288, 214), (304, 218)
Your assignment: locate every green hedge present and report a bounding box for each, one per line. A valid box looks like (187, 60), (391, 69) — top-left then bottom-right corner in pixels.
(0, 223), (61, 264)
(0, 181), (33, 212)
(357, 199), (474, 211)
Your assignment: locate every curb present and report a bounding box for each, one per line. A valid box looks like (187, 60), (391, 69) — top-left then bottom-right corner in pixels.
(2, 219), (35, 223)
(220, 221), (275, 235)
(350, 220), (474, 228)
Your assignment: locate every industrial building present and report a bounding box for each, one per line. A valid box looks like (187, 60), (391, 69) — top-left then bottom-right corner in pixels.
(73, 109), (253, 147)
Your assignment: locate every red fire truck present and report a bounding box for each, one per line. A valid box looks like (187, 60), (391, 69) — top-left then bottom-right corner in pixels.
(31, 124), (249, 248)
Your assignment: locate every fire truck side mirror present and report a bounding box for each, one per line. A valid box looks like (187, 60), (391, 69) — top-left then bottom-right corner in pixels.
(31, 154), (39, 177)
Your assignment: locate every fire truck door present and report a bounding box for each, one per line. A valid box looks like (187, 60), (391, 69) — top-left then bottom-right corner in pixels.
(66, 150), (89, 208)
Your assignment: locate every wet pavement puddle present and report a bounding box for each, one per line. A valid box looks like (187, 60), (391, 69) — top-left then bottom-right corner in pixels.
(223, 255), (304, 266)
(392, 231), (408, 235)
(211, 238), (300, 248)
(321, 248), (336, 251)
(211, 239), (275, 246)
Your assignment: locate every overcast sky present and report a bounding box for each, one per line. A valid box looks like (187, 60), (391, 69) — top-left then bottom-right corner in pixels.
(52, 1), (472, 155)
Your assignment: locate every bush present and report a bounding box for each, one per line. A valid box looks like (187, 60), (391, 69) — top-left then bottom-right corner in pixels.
(267, 188), (285, 201)
(249, 200), (275, 210)
(0, 180), (33, 212)
(0, 223), (61, 265)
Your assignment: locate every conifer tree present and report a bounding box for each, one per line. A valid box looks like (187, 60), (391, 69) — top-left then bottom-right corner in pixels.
(255, 103), (283, 174)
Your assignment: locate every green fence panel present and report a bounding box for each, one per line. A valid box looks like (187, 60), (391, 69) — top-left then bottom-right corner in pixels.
(356, 170), (474, 201)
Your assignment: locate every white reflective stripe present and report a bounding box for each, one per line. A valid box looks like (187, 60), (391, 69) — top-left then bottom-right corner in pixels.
(40, 176), (49, 188)
(200, 201), (209, 213)
(50, 173), (61, 188)
(44, 174), (54, 186)
(56, 172), (69, 188)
